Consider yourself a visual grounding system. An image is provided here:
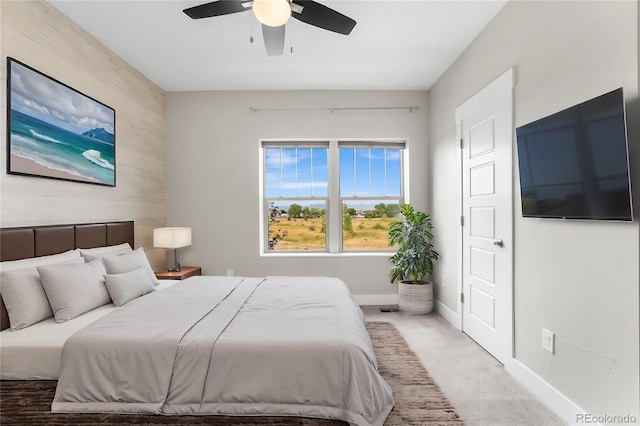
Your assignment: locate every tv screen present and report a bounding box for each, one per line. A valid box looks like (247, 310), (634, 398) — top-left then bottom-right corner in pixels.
(516, 88), (633, 221)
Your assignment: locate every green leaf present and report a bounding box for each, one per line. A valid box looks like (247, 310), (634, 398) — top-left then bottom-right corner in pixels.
(388, 204), (439, 284)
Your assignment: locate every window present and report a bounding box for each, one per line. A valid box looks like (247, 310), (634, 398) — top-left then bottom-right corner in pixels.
(261, 139), (406, 254)
(263, 142), (329, 251)
(339, 142), (404, 250)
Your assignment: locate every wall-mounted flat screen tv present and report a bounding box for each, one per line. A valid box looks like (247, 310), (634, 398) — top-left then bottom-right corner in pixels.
(516, 88), (633, 221)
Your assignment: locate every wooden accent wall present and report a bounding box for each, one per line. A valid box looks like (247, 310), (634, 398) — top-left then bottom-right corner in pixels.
(0, 1), (166, 269)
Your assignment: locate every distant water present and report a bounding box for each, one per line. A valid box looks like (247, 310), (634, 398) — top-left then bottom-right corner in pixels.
(9, 109), (115, 185)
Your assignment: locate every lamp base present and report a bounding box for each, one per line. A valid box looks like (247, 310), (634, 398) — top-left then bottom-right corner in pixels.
(168, 248), (181, 272)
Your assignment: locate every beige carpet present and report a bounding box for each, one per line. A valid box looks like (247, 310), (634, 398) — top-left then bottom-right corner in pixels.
(0, 321), (462, 425)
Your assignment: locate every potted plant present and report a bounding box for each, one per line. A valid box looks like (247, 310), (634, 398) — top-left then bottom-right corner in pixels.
(389, 204), (439, 314)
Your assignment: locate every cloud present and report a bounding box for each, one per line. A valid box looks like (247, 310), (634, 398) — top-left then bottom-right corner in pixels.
(10, 61), (114, 135)
(265, 147), (323, 169)
(385, 150), (401, 161)
(353, 147), (402, 161)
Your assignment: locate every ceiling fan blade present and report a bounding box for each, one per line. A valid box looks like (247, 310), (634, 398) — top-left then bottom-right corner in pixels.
(183, 0), (249, 19)
(262, 24), (285, 56)
(291, 0), (356, 35)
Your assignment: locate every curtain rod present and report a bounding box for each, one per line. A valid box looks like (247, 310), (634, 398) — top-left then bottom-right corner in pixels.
(249, 106), (420, 113)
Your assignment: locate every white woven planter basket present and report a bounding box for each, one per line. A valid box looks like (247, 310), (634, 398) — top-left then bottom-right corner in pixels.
(398, 282), (433, 315)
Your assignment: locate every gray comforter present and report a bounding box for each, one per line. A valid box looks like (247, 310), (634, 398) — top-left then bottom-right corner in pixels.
(52, 276), (394, 426)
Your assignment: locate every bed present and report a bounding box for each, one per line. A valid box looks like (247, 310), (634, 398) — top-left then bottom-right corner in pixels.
(0, 221), (393, 426)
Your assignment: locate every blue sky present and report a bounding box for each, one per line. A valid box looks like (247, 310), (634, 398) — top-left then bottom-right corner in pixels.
(265, 147), (402, 199)
(265, 148), (328, 198)
(340, 148), (401, 197)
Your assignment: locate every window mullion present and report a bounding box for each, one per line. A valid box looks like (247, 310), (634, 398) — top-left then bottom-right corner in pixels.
(310, 149), (314, 197)
(279, 148), (283, 197)
(368, 148), (372, 196)
(329, 140), (340, 254)
(384, 148), (387, 196)
(352, 148), (356, 196)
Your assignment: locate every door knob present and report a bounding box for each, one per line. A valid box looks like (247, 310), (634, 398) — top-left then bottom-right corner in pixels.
(485, 239), (504, 248)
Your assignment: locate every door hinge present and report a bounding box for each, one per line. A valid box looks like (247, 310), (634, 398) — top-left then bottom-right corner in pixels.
(460, 138), (464, 149)
(460, 216), (464, 226)
(460, 293), (464, 303)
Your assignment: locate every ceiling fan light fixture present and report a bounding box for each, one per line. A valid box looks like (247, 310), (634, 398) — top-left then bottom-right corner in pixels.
(253, 0), (291, 27)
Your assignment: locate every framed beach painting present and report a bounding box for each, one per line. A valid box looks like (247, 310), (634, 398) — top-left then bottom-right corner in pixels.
(6, 57), (116, 187)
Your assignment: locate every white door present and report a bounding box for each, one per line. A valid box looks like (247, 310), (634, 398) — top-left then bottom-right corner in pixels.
(457, 69), (514, 365)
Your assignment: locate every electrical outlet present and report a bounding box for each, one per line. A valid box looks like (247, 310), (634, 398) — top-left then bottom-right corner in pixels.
(441, 275), (446, 288)
(226, 269), (234, 277)
(542, 328), (555, 354)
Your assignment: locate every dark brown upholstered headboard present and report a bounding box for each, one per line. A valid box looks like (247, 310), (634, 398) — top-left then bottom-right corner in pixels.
(0, 221), (134, 331)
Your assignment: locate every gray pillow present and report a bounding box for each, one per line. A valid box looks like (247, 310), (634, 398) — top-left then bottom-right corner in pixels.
(80, 243), (133, 262)
(102, 247), (160, 286)
(104, 267), (156, 306)
(38, 260), (111, 323)
(0, 257), (85, 330)
(0, 249), (81, 271)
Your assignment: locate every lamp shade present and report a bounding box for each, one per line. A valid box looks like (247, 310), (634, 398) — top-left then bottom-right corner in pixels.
(153, 227), (192, 249)
(253, 0), (291, 27)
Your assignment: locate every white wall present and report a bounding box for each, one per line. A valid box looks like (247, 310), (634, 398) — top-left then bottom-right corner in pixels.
(429, 0), (639, 420)
(0, 1), (166, 267)
(165, 90), (428, 297)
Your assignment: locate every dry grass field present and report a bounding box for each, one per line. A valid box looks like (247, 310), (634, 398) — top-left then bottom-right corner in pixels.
(269, 217), (397, 251)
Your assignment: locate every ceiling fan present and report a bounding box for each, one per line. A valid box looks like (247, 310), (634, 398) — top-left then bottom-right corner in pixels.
(183, 0), (357, 56)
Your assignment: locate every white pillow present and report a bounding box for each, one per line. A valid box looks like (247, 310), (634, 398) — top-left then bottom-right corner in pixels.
(80, 243), (133, 262)
(0, 257), (84, 330)
(38, 260), (111, 323)
(102, 247), (160, 286)
(104, 267), (156, 306)
(0, 249), (81, 272)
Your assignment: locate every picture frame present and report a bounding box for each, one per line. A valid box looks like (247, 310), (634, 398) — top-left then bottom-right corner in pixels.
(6, 57), (116, 187)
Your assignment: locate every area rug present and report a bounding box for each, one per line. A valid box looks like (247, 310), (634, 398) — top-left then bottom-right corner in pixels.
(0, 321), (462, 425)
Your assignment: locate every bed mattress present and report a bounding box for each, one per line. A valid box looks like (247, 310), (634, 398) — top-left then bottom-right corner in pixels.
(0, 280), (178, 380)
(52, 276), (393, 425)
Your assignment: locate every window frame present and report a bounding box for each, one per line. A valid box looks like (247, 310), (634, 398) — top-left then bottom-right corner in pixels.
(259, 138), (409, 256)
(338, 141), (406, 253)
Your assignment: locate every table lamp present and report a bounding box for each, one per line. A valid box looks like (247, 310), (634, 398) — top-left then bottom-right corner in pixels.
(153, 227), (192, 272)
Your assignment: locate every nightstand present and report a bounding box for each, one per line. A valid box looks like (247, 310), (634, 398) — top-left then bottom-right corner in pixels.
(155, 266), (201, 280)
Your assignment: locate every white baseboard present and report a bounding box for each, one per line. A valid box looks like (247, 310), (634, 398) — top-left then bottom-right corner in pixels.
(505, 359), (588, 425)
(354, 294), (397, 306)
(434, 299), (461, 330)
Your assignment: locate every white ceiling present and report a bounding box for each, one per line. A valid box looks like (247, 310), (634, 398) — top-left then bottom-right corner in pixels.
(49, 0), (507, 92)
